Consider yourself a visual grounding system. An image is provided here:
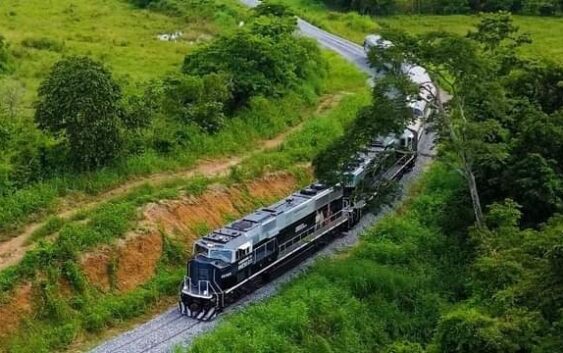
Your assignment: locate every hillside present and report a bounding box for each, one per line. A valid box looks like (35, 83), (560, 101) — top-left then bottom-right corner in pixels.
(183, 9), (563, 353)
(0, 1), (561, 353)
(0, 4), (373, 347)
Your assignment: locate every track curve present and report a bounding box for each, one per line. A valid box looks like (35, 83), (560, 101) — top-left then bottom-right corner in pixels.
(89, 4), (438, 353)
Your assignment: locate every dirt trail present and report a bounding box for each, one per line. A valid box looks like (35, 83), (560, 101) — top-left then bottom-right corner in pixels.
(0, 93), (341, 271)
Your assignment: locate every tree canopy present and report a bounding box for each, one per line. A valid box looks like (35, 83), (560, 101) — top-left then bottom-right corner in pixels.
(34, 56), (126, 170)
(182, 8), (325, 107)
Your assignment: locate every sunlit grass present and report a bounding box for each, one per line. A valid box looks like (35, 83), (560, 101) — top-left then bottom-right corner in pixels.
(377, 15), (563, 64)
(0, 0), (237, 104)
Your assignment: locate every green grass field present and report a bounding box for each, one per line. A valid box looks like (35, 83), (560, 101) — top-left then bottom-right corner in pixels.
(378, 15), (563, 63)
(0, 0), (243, 103)
(278, 0), (563, 63)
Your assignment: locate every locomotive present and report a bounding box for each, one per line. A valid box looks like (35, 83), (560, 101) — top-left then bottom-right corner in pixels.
(179, 38), (436, 321)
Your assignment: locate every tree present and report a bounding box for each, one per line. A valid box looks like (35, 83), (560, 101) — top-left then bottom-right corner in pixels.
(313, 80), (412, 184)
(183, 14), (324, 108)
(367, 13), (542, 229)
(162, 73), (232, 133)
(254, 1), (295, 17)
(35, 56), (125, 170)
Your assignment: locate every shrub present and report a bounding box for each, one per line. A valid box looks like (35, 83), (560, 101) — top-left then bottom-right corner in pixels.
(21, 37), (64, 52)
(183, 14), (326, 107)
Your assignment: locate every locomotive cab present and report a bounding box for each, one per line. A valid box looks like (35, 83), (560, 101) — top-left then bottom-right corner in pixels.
(180, 242), (235, 319)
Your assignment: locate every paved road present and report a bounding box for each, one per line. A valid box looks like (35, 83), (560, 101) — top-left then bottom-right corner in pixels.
(88, 5), (435, 353)
(240, 0), (373, 75)
(297, 19), (372, 74)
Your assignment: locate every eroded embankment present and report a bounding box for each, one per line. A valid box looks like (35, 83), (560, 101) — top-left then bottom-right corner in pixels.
(0, 171), (305, 343)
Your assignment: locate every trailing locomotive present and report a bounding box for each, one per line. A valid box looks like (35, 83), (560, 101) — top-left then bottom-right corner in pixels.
(179, 37), (436, 321)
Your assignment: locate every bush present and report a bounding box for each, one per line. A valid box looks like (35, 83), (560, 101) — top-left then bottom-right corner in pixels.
(21, 37), (64, 52)
(35, 56), (126, 170)
(183, 13), (326, 107)
(162, 73), (232, 133)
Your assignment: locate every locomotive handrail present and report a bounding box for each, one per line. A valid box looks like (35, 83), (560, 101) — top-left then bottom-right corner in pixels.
(224, 210), (347, 295)
(278, 210), (344, 256)
(184, 277), (217, 299)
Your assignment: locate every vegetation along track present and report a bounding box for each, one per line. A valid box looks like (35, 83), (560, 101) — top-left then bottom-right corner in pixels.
(0, 119), (315, 271)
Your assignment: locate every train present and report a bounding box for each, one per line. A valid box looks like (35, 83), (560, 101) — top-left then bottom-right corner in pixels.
(178, 36), (436, 321)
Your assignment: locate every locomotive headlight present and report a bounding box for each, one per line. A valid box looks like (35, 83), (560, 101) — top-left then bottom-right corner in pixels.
(182, 277), (189, 292)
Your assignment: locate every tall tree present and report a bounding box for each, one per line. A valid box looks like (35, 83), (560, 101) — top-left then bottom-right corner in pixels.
(35, 56), (125, 170)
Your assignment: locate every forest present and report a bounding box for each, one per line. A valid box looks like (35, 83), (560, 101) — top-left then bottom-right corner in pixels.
(321, 0), (563, 15)
(186, 12), (563, 353)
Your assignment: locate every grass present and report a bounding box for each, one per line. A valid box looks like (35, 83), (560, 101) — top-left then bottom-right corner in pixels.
(377, 15), (563, 63)
(277, 0), (563, 63)
(0, 51), (370, 353)
(0, 0), (245, 104)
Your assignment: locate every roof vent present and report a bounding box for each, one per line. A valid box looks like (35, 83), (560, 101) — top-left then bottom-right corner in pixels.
(300, 188), (317, 196)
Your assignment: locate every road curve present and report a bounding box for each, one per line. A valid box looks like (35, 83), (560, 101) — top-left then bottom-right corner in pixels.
(240, 0), (373, 75)
(296, 19), (372, 74)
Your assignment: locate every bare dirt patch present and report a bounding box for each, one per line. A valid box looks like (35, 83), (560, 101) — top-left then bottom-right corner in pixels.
(247, 172), (301, 201)
(315, 92), (347, 114)
(0, 283), (33, 338)
(81, 247), (113, 292)
(114, 232), (164, 292)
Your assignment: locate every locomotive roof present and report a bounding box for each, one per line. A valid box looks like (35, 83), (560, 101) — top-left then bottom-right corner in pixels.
(196, 184), (334, 250)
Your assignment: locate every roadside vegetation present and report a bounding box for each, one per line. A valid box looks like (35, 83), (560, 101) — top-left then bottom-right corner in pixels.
(186, 13), (563, 353)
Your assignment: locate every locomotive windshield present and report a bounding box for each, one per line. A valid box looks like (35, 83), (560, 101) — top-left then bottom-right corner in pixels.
(209, 249), (233, 263)
(194, 243), (208, 256)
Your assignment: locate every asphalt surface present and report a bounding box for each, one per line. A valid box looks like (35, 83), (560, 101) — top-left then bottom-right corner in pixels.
(88, 5), (436, 353)
(240, 0), (374, 76)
